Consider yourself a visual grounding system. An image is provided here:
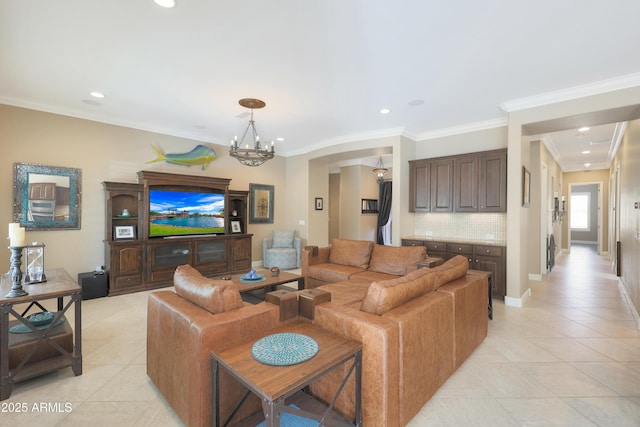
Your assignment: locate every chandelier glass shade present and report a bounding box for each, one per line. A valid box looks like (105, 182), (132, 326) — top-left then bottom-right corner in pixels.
(373, 156), (388, 183)
(229, 98), (275, 167)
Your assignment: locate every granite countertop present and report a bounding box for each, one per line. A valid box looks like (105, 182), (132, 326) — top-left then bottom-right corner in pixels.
(403, 235), (507, 247)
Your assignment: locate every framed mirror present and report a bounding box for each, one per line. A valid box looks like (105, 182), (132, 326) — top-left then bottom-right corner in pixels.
(13, 163), (82, 230)
(249, 183), (274, 224)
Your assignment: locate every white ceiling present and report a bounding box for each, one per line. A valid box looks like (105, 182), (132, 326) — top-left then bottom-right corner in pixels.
(1, 1), (640, 170)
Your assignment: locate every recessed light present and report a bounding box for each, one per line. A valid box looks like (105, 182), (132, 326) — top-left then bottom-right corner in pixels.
(578, 126), (590, 132)
(276, 137), (284, 142)
(584, 163), (592, 168)
(154, 0), (175, 8)
(379, 108), (391, 114)
(90, 91), (105, 98)
(581, 150), (591, 154)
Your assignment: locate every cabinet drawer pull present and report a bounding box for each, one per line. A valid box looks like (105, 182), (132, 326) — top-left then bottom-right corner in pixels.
(486, 249), (490, 253)
(475, 259), (479, 263)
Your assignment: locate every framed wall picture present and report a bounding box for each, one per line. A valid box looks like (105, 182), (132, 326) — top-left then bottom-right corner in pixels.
(522, 166), (531, 208)
(231, 220), (242, 234)
(13, 162), (82, 231)
(249, 183), (274, 224)
(315, 197), (323, 210)
(114, 225), (136, 240)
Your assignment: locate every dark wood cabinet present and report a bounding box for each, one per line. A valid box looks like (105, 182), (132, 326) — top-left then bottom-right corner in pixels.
(410, 149), (506, 213)
(454, 156), (479, 212)
(228, 190), (248, 234)
(409, 160), (431, 212)
(423, 240), (448, 259)
(430, 159), (454, 212)
(478, 151), (507, 212)
(401, 238), (506, 298)
(108, 243), (144, 295)
(103, 173), (253, 296)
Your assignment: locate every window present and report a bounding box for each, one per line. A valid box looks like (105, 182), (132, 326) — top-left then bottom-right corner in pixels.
(570, 192), (590, 230)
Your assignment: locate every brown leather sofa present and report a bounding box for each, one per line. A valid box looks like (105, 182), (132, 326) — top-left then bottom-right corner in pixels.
(147, 250), (488, 427)
(305, 255), (489, 426)
(147, 265), (281, 427)
(302, 238), (428, 288)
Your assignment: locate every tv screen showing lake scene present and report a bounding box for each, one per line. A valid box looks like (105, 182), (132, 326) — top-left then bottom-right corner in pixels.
(149, 189), (225, 237)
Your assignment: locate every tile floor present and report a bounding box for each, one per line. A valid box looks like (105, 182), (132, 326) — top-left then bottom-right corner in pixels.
(3, 244), (640, 426)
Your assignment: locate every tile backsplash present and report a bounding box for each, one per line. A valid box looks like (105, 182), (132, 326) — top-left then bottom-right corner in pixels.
(414, 213), (507, 242)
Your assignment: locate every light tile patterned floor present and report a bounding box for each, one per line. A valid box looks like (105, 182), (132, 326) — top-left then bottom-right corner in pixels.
(3, 244), (640, 426)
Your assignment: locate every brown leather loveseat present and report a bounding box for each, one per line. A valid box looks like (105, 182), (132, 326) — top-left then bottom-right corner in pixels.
(302, 238), (428, 288)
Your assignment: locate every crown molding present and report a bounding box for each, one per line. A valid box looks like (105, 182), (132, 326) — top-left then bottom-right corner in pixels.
(608, 121), (627, 164)
(282, 127), (408, 157)
(0, 96), (218, 145)
(499, 72), (640, 113)
(538, 134), (564, 169)
(415, 117), (508, 141)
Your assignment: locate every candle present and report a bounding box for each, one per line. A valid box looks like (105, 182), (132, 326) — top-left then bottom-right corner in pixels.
(8, 223), (25, 247)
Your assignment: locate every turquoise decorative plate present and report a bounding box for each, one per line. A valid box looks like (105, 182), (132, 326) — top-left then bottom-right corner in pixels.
(240, 274), (265, 282)
(27, 311), (55, 326)
(9, 312), (65, 334)
(252, 333), (319, 366)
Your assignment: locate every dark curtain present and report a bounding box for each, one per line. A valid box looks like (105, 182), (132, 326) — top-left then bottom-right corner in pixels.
(376, 181), (392, 244)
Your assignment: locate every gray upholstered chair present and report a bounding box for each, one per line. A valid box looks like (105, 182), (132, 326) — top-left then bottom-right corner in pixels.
(262, 230), (301, 270)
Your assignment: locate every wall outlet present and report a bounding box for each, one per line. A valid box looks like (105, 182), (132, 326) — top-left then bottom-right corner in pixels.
(425, 231), (433, 237)
(485, 233), (495, 240)
(298, 220), (305, 226)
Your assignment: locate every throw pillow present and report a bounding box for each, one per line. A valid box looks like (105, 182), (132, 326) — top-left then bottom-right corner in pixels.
(368, 244), (426, 275)
(328, 238), (374, 269)
(272, 230), (295, 248)
(174, 264), (243, 314)
(431, 255), (469, 289)
(360, 268), (435, 315)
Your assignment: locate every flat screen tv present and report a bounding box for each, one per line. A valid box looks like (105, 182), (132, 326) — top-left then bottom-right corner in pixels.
(149, 189), (225, 237)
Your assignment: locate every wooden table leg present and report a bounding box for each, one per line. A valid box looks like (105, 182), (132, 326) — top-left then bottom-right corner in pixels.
(72, 292), (82, 375)
(0, 305), (13, 401)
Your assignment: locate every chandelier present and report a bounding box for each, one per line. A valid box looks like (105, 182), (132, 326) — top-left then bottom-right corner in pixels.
(229, 98), (275, 167)
(373, 156), (388, 183)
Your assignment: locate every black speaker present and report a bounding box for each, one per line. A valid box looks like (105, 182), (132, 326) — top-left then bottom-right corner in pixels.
(78, 272), (109, 300)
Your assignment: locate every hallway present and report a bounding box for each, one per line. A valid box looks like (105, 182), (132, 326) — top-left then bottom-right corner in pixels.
(409, 244), (640, 426)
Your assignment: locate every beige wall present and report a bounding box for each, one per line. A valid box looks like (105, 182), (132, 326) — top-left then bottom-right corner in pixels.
(0, 104), (290, 278)
(528, 140), (564, 277)
(328, 173), (340, 241)
(415, 126), (507, 158)
(612, 118), (640, 313)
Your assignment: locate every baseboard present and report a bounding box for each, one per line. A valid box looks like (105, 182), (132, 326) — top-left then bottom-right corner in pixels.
(619, 277), (640, 330)
(529, 274), (542, 281)
(505, 288), (532, 308)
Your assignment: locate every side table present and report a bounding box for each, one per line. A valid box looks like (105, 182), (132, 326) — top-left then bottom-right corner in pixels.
(211, 321), (361, 427)
(1, 268), (82, 400)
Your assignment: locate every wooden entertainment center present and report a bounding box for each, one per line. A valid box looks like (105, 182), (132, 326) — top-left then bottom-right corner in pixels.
(103, 171), (252, 296)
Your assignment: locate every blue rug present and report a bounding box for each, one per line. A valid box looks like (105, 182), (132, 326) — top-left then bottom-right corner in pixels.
(255, 404), (318, 427)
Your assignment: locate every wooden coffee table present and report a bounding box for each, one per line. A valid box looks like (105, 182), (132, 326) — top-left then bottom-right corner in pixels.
(226, 269), (304, 294)
(211, 321), (361, 427)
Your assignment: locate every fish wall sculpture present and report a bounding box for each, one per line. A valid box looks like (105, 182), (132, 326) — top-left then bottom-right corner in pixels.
(147, 144), (216, 170)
